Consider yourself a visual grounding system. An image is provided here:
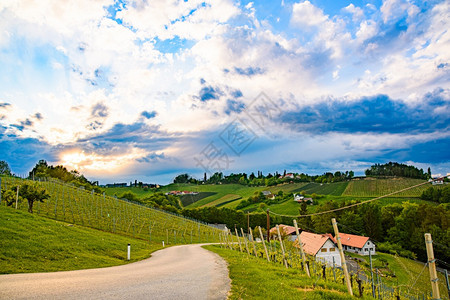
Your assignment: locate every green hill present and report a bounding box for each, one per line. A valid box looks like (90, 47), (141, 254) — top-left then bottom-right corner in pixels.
(0, 205), (160, 274)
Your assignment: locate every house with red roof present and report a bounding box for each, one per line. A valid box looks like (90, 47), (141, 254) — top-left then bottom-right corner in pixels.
(295, 231), (341, 267)
(269, 224), (298, 241)
(329, 233), (376, 256)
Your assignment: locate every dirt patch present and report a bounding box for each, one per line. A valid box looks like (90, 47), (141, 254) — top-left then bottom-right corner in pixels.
(295, 286), (346, 295)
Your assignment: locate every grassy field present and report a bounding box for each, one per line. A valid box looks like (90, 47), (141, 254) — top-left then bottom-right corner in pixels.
(0, 205), (162, 274)
(204, 245), (360, 300)
(346, 251), (449, 299)
(1, 177), (222, 246)
(100, 178), (434, 216)
(291, 182), (350, 196)
(342, 178), (428, 197)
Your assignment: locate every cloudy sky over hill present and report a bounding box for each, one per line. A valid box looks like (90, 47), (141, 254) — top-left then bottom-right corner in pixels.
(0, 0), (449, 184)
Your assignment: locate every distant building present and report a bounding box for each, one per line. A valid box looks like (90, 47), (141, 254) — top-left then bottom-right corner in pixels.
(165, 191), (199, 196)
(295, 231), (341, 267)
(328, 233), (376, 256)
(262, 191), (275, 199)
(269, 224), (298, 242)
(294, 194), (313, 204)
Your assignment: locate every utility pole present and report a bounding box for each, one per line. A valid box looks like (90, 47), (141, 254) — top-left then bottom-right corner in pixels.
(266, 209), (270, 242)
(332, 218), (353, 296)
(293, 219), (310, 277)
(425, 233), (440, 300)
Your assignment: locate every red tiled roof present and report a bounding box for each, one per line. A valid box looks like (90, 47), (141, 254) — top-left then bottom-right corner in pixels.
(295, 231), (332, 255)
(269, 224), (297, 236)
(337, 233), (370, 249)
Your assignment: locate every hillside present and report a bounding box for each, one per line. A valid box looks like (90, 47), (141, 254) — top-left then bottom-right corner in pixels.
(1, 177), (222, 245)
(102, 177), (432, 216)
(0, 205), (160, 273)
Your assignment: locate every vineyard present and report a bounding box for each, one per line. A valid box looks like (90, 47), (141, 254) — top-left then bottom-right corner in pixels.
(342, 178), (428, 197)
(217, 224), (449, 300)
(0, 176), (223, 245)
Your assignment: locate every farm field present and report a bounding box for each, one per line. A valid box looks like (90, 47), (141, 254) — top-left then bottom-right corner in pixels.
(346, 252), (449, 299)
(0, 205), (161, 274)
(0, 177), (222, 246)
(342, 178), (428, 197)
(204, 245), (357, 300)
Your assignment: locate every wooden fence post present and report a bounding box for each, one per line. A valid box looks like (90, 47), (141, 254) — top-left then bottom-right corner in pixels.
(235, 228), (243, 252)
(425, 233), (440, 300)
(332, 218), (353, 296)
(293, 219), (310, 277)
(258, 226), (270, 262)
(240, 228), (250, 256)
(276, 225), (288, 268)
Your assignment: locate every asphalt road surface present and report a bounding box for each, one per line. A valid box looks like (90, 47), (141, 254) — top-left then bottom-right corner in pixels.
(0, 244), (230, 300)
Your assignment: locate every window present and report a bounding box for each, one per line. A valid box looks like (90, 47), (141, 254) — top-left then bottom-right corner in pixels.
(370, 248), (373, 251)
(321, 248), (327, 252)
(330, 247), (336, 252)
(365, 248), (368, 251)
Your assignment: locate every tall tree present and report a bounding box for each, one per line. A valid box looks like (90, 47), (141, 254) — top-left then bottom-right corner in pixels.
(20, 183), (50, 213)
(0, 160), (11, 176)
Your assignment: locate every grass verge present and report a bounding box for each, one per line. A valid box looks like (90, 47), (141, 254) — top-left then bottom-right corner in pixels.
(204, 245), (372, 300)
(0, 205), (163, 274)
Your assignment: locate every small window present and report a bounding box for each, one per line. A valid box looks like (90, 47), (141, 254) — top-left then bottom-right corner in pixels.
(330, 247), (336, 252)
(321, 248), (327, 252)
(365, 248), (368, 251)
(370, 248), (373, 251)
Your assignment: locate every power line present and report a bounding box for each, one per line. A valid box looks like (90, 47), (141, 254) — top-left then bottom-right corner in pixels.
(269, 180), (429, 218)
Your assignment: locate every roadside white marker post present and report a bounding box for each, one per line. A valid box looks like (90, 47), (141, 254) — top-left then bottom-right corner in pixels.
(162, 241), (165, 247)
(127, 243), (131, 261)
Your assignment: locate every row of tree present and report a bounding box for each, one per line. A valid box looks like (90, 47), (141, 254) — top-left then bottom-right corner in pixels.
(28, 160), (102, 193)
(421, 185), (450, 203)
(365, 162), (430, 179)
(182, 200), (449, 264)
(174, 170), (355, 186)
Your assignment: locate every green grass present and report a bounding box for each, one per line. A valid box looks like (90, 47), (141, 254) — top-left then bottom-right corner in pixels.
(204, 245), (367, 300)
(103, 186), (155, 198)
(292, 182), (349, 196)
(204, 194), (242, 207)
(1, 177), (222, 246)
(346, 252), (449, 299)
(342, 178), (428, 197)
(0, 205), (162, 274)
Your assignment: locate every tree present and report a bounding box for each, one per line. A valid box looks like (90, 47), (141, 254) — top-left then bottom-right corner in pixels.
(0, 160), (11, 176)
(19, 183), (50, 213)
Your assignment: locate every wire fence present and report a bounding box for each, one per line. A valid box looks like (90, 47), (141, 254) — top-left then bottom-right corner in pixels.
(0, 176), (224, 245)
(219, 222), (450, 300)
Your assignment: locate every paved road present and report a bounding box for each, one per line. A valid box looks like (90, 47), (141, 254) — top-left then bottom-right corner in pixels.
(0, 244), (230, 300)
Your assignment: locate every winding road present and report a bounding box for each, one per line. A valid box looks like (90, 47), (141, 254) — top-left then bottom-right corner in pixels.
(0, 244), (230, 300)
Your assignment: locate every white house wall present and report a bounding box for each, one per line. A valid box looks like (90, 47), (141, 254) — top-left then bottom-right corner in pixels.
(315, 240), (341, 267)
(343, 240), (376, 256)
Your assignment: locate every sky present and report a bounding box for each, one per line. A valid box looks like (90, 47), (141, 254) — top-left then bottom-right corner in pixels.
(0, 0), (449, 184)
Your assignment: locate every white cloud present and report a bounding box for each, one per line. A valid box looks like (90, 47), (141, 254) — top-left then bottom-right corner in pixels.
(343, 4), (365, 22)
(291, 1), (328, 27)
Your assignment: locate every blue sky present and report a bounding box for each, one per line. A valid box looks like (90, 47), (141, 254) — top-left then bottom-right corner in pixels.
(0, 0), (449, 184)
